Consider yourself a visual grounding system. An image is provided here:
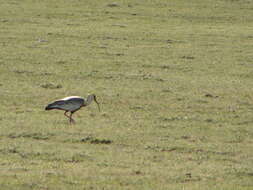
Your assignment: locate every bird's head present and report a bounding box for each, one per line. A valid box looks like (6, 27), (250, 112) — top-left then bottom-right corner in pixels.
(88, 94), (100, 112)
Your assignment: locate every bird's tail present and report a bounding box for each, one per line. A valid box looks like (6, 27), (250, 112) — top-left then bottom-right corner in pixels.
(45, 103), (56, 110)
(45, 100), (65, 110)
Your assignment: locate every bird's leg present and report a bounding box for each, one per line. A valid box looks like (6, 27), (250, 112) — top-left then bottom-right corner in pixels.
(64, 111), (74, 123)
(69, 112), (75, 124)
(64, 111), (70, 118)
(65, 111), (75, 124)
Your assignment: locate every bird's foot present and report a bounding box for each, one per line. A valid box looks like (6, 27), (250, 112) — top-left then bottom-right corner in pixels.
(70, 118), (75, 124)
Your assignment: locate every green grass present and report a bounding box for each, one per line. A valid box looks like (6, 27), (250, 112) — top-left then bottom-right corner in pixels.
(0, 0), (253, 189)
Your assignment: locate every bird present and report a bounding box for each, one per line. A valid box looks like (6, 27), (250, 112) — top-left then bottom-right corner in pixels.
(45, 94), (100, 123)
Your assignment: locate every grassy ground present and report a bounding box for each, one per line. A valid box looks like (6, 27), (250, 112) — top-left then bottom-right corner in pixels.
(0, 0), (253, 189)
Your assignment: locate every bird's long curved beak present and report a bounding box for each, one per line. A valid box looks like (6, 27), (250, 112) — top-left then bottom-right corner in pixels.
(94, 97), (101, 112)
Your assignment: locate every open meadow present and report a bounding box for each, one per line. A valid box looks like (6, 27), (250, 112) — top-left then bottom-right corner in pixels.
(0, 0), (253, 189)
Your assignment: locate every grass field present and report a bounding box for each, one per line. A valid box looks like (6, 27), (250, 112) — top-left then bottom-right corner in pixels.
(0, 0), (253, 189)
